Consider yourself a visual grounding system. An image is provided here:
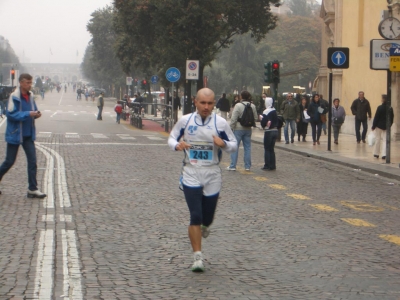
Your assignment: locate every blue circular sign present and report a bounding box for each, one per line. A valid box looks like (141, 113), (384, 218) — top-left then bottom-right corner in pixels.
(151, 75), (159, 84)
(165, 67), (181, 83)
(188, 62), (197, 70)
(331, 51), (346, 66)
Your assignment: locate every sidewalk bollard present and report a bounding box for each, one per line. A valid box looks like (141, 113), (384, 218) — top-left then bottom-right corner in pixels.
(165, 120), (169, 132)
(138, 116), (142, 129)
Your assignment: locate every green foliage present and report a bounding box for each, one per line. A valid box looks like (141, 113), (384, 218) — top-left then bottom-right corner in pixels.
(113, 0), (281, 90)
(82, 6), (126, 89)
(287, 0), (312, 17)
(204, 14), (322, 95)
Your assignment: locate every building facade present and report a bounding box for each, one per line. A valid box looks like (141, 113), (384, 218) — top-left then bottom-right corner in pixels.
(318, 0), (399, 140)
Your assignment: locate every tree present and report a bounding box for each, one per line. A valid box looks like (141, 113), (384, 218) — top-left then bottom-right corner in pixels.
(82, 6), (126, 94)
(287, 0), (312, 17)
(204, 14), (322, 95)
(113, 0), (281, 90)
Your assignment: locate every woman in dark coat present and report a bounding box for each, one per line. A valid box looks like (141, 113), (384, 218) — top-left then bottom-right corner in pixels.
(297, 96), (309, 142)
(307, 94), (327, 145)
(372, 94), (394, 159)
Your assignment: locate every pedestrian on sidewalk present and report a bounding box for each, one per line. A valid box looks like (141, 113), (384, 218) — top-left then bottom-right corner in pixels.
(319, 94), (329, 135)
(229, 94), (240, 119)
(260, 97), (278, 171)
(168, 88), (237, 272)
(351, 91), (371, 143)
(372, 94), (394, 159)
(228, 90), (258, 171)
(216, 93), (230, 120)
(114, 100), (123, 124)
(331, 98), (346, 144)
(280, 93), (300, 144)
(97, 92), (104, 120)
(0, 73), (46, 198)
(297, 96), (309, 142)
(307, 94), (327, 145)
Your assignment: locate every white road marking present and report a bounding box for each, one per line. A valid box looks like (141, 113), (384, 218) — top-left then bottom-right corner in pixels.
(36, 144), (71, 208)
(42, 215), (54, 222)
(61, 230), (83, 300)
(147, 136), (164, 140)
(65, 133), (80, 138)
(35, 146), (54, 208)
(91, 133), (108, 139)
(60, 214), (72, 222)
(37, 132), (52, 138)
(50, 112), (57, 118)
(33, 229), (54, 299)
(58, 91), (64, 105)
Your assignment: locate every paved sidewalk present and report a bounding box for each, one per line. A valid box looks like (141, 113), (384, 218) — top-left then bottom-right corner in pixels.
(251, 126), (400, 181)
(173, 109), (400, 180)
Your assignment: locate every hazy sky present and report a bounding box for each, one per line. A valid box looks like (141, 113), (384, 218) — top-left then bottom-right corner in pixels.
(0, 0), (112, 64)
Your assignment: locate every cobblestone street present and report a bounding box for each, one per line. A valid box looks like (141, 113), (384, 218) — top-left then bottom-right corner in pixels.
(0, 91), (399, 299)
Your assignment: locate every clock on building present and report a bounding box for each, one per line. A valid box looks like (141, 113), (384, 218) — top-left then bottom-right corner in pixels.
(378, 17), (400, 39)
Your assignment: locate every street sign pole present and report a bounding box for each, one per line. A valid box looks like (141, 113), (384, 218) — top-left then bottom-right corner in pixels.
(386, 70), (391, 163)
(327, 70), (333, 151)
(171, 82), (174, 125)
(327, 47), (349, 151)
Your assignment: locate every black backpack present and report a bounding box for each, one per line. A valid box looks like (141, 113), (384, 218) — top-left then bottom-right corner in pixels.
(277, 115), (285, 129)
(238, 103), (255, 127)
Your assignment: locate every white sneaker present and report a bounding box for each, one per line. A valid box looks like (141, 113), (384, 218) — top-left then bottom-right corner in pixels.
(201, 225), (210, 238)
(245, 168), (250, 171)
(27, 190), (47, 199)
(226, 166), (236, 171)
(191, 252), (204, 272)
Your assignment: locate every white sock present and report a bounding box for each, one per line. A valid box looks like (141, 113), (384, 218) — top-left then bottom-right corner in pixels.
(194, 251), (202, 259)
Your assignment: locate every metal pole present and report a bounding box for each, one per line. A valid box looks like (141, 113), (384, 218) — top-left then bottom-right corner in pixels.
(171, 83), (174, 124)
(327, 70), (333, 151)
(386, 70), (391, 163)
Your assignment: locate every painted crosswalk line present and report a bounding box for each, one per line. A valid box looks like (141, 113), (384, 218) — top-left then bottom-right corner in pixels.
(268, 184), (287, 190)
(341, 218), (376, 227)
(287, 193), (311, 200)
(379, 234), (400, 246)
(340, 201), (384, 212)
(310, 204), (339, 212)
(91, 133), (108, 139)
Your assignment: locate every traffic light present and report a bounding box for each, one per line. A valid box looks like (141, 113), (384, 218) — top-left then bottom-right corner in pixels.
(141, 79), (147, 90)
(264, 62), (271, 83)
(10, 68), (15, 80)
(271, 61), (280, 84)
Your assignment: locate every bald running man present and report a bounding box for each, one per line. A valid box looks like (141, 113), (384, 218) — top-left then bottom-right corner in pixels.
(168, 88), (237, 272)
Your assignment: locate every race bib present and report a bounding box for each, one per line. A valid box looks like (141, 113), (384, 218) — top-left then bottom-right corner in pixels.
(187, 141), (214, 166)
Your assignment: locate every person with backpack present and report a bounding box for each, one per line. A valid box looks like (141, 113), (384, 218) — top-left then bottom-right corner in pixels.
(114, 100), (123, 124)
(280, 93), (300, 144)
(228, 90), (257, 171)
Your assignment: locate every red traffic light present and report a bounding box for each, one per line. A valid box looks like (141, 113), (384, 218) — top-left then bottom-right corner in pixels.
(143, 80), (147, 85)
(10, 69), (15, 75)
(272, 63), (279, 69)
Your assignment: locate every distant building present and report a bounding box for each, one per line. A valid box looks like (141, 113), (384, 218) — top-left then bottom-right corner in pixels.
(0, 36), (8, 51)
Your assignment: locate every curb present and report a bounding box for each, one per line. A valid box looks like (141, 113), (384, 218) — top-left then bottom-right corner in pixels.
(252, 139), (400, 181)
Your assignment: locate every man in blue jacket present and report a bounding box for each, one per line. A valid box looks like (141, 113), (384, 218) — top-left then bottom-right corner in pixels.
(0, 73), (46, 198)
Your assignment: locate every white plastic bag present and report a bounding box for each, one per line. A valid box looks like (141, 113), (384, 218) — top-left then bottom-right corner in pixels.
(368, 131), (376, 147)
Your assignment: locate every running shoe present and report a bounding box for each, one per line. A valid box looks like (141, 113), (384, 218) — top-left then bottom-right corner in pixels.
(191, 252), (204, 272)
(201, 225), (210, 238)
(226, 166), (236, 171)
